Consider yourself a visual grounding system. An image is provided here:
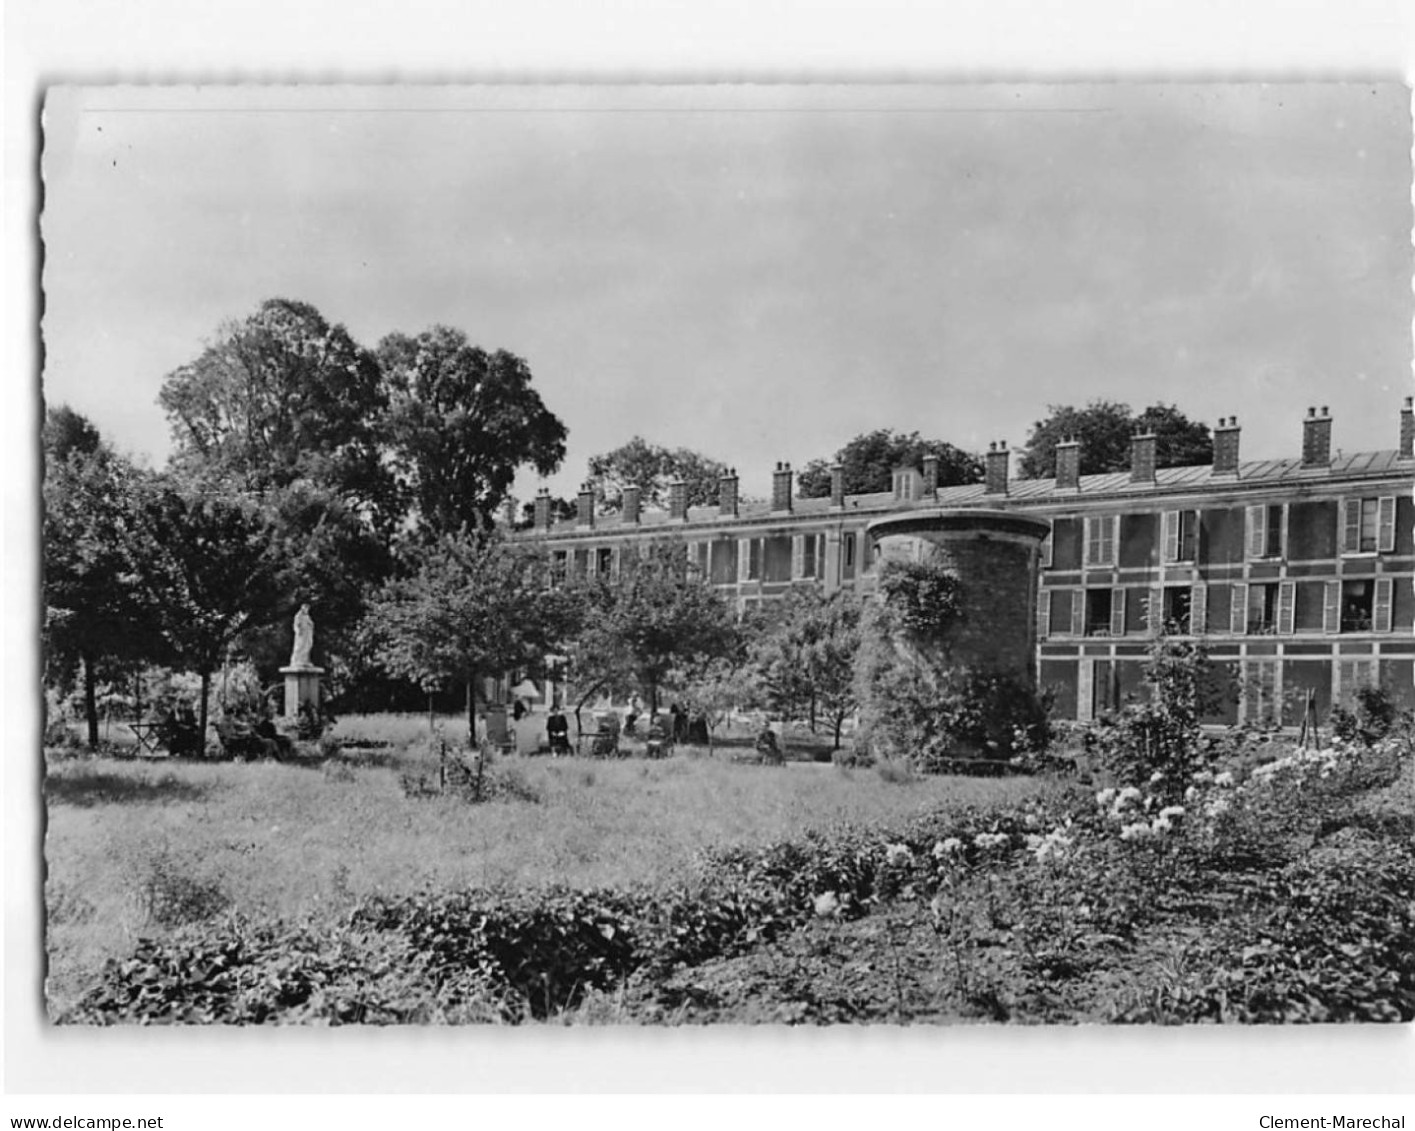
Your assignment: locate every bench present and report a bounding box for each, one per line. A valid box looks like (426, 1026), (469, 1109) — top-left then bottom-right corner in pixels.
(214, 720), (293, 761)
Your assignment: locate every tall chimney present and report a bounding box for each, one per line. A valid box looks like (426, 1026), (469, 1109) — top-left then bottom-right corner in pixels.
(576, 482), (595, 528)
(1301, 406), (1332, 467)
(830, 463), (845, 508)
(1055, 438), (1081, 491)
(621, 484), (642, 525)
(771, 462), (793, 512)
(1130, 430), (1157, 483)
(719, 468), (739, 518)
(1213, 416), (1241, 477)
(1400, 396), (1413, 459)
(534, 489), (551, 532)
(668, 478), (687, 521)
(984, 441), (1009, 496)
(921, 454), (939, 498)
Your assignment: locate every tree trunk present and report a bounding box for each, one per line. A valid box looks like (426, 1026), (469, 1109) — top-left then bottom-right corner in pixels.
(809, 692), (818, 734)
(81, 650), (99, 748)
(198, 668), (211, 755)
(833, 714), (844, 750)
(428, 691), (435, 737)
(466, 667), (478, 739)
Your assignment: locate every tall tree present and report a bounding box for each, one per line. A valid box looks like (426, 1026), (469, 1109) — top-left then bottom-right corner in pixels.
(377, 326), (568, 537)
(360, 533), (579, 733)
(42, 411), (152, 746)
(158, 298), (390, 518)
(584, 437), (728, 513)
(796, 430), (983, 498)
(128, 477), (289, 742)
(1018, 400), (1213, 479)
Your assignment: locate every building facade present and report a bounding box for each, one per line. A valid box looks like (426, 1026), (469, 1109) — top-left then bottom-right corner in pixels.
(515, 400), (1415, 726)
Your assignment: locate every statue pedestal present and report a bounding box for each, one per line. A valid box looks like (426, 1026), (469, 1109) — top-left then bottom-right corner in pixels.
(280, 664), (325, 722)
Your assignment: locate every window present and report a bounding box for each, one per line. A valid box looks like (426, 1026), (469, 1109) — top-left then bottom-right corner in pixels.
(796, 533), (821, 580)
(1337, 659), (1377, 709)
(595, 547), (614, 577)
(1341, 580), (1375, 632)
(1085, 588), (1114, 636)
(1245, 504), (1285, 559)
(1243, 659), (1280, 726)
(1162, 586), (1193, 633)
(551, 550), (568, 583)
(1247, 582), (1279, 635)
(1162, 510), (1199, 563)
(842, 532), (857, 580)
(1084, 515), (1117, 567)
(744, 538), (763, 581)
(1342, 496), (1396, 555)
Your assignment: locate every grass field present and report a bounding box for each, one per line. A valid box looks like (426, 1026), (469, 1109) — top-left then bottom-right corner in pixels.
(43, 726), (1053, 1017)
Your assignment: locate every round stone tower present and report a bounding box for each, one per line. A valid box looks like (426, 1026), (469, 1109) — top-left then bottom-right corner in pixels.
(864, 509), (1051, 682)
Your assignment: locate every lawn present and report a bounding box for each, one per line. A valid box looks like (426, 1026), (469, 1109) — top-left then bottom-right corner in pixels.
(43, 726), (1053, 1017)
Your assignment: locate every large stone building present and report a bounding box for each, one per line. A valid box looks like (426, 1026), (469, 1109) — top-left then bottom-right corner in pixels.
(515, 400), (1415, 727)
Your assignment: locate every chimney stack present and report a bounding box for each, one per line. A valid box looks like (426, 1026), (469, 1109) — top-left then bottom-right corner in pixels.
(1055, 438), (1081, 491)
(830, 463), (845, 508)
(576, 482), (595, 528)
(621, 484), (642, 525)
(1213, 416), (1241, 477)
(984, 441), (1010, 496)
(1130, 430), (1157, 483)
(1301, 406), (1332, 468)
(771, 462), (794, 512)
(534, 488), (551, 532)
(1400, 396), (1413, 459)
(668, 478), (687, 521)
(921, 454), (939, 498)
(719, 468), (739, 518)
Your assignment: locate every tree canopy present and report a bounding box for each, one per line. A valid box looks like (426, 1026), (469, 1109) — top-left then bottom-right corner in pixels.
(158, 298), (390, 513)
(796, 430), (983, 498)
(360, 533), (579, 731)
(748, 587), (861, 749)
(42, 409), (152, 744)
(377, 326), (567, 536)
(566, 542), (737, 713)
(584, 437), (728, 513)
(1018, 400), (1214, 479)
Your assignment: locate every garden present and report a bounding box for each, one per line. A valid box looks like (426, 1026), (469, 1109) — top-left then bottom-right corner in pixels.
(45, 686), (1414, 1025)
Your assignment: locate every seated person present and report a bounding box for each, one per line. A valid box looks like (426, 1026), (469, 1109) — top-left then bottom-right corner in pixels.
(546, 708), (571, 754)
(645, 713), (671, 756)
(755, 724), (783, 764)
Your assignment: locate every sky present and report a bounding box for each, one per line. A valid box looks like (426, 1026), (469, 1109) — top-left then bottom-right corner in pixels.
(39, 83), (1414, 504)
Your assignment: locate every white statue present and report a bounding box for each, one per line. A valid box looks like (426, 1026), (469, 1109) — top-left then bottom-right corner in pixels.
(291, 604), (314, 666)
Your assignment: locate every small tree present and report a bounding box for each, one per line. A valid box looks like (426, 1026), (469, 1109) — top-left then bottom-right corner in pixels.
(1093, 634), (1224, 795)
(565, 543), (737, 715)
(360, 532), (578, 735)
(671, 654), (758, 751)
(750, 588), (861, 749)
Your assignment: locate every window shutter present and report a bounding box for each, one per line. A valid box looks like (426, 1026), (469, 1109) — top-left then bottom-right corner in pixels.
(1323, 580), (1341, 634)
(736, 539), (750, 582)
(791, 536), (804, 580)
(1230, 583), (1249, 635)
(1374, 577), (1394, 633)
(1077, 661), (1094, 723)
(1341, 498), (1361, 555)
(1107, 516), (1119, 566)
(1070, 590), (1085, 637)
(1041, 531), (1053, 569)
(1147, 587), (1163, 635)
(1084, 518), (1098, 566)
(1162, 511), (1179, 564)
(610, 547), (621, 580)
(1275, 506), (1287, 558)
(1036, 593), (1050, 640)
(1277, 580), (1295, 635)
(1190, 583), (1207, 635)
(1245, 505), (1266, 560)
(1110, 588), (1126, 637)
(1377, 496), (1396, 553)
